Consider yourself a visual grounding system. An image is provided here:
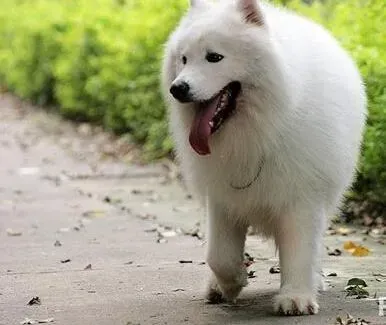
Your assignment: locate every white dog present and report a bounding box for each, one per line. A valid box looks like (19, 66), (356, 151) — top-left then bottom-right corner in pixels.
(162, 0), (366, 316)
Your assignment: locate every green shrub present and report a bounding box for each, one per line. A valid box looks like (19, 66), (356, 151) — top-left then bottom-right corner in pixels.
(280, 0), (386, 202)
(0, 0), (384, 203)
(0, 0), (186, 157)
(0, 1), (67, 104)
(53, 0), (187, 156)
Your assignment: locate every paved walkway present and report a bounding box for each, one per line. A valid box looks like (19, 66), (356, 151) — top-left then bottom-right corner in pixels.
(0, 94), (385, 325)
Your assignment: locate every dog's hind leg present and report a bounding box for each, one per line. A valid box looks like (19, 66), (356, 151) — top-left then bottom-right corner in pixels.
(206, 201), (248, 303)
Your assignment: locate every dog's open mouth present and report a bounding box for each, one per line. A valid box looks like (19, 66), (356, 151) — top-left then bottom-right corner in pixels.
(189, 81), (241, 155)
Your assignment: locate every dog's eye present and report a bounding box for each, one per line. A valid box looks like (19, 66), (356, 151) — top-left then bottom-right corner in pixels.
(206, 52), (224, 63)
(182, 56), (187, 65)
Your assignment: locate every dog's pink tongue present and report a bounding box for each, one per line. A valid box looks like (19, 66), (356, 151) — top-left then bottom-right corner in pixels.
(189, 99), (218, 155)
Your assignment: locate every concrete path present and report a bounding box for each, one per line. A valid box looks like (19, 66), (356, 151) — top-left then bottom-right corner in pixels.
(0, 94), (385, 325)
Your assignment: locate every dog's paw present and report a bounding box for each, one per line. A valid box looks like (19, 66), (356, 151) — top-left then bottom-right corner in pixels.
(206, 280), (226, 304)
(206, 274), (247, 304)
(273, 292), (319, 316)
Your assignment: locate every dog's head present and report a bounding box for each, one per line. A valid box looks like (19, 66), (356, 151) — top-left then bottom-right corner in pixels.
(164, 0), (277, 156)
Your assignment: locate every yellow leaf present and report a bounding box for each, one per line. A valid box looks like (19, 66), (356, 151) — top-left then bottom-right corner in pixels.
(352, 246), (370, 257)
(343, 241), (357, 250)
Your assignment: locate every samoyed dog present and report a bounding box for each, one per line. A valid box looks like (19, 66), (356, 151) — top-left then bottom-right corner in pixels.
(162, 0), (366, 316)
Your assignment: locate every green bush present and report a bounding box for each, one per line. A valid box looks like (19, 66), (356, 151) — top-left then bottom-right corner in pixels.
(279, 0), (386, 202)
(0, 1), (67, 104)
(52, 0), (186, 157)
(0, 0), (384, 203)
(0, 0), (186, 158)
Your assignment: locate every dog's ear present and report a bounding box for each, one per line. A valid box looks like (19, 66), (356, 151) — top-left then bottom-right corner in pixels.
(237, 0), (264, 26)
(190, 0), (206, 8)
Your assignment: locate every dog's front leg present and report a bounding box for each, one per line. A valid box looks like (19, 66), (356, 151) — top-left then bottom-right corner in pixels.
(273, 205), (324, 315)
(206, 201), (248, 303)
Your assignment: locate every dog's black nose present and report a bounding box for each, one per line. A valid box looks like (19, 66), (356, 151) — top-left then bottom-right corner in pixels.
(170, 82), (191, 102)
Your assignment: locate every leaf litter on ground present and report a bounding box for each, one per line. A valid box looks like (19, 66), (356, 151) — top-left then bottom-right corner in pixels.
(60, 259), (71, 264)
(335, 313), (370, 325)
(84, 264), (92, 270)
(345, 278), (369, 299)
(244, 252), (254, 267)
(82, 210), (106, 218)
(179, 260), (193, 264)
(20, 318), (54, 324)
(53, 240), (62, 247)
(336, 227), (357, 236)
(6, 228), (22, 236)
(343, 241), (370, 257)
(103, 195), (122, 205)
(182, 223), (204, 240)
(27, 297), (41, 305)
(269, 265), (281, 274)
(248, 270), (256, 278)
(327, 248), (342, 256)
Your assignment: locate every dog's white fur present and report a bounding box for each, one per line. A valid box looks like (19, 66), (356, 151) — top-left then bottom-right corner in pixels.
(162, 0), (366, 316)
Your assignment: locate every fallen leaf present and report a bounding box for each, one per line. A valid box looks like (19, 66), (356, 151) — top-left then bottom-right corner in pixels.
(179, 260), (193, 264)
(20, 318), (54, 324)
(347, 278), (367, 287)
(328, 248), (342, 256)
(328, 272), (337, 277)
(103, 196), (122, 204)
(136, 213), (157, 220)
(160, 230), (177, 238)
(60, 259), (71, 264)
(343, 241), (357, 250)
(337, 227), (356, 236)
(82, 210), (106, 218)
(345, 286), (369, 298)
(84, 264), (92, 270)
(182, 226), (204, 240)
(144, 227), (157, 233)
(248, 270), (256, 278)
(6, 228), (22, 236)
(345, 278), (369, 299)
(269, 266), (281, 274)
(54, 240), (62, 247)
(335, 313), (369, 325)
(352, 246), (370, 257)
(172, 288), (185, 292)
(343, 242), (370, 257)
(27, 297), (41, 305)
(244, 252), (255, 267)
